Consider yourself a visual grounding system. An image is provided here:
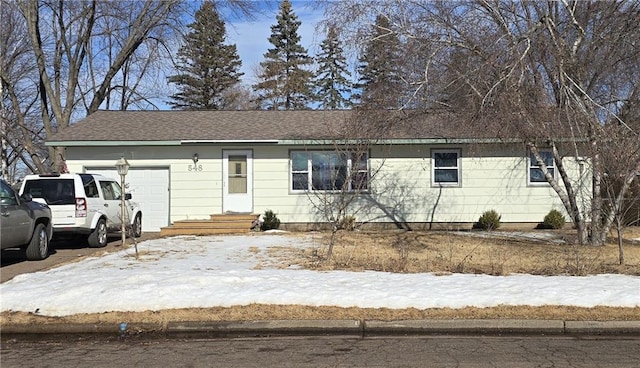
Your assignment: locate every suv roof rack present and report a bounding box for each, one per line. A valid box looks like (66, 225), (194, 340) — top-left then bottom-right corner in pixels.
(38, 173), (61, 177)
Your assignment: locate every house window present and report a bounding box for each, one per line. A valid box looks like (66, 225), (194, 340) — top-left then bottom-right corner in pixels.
(432, 149), (461, 186)
(291, 150), (369, 191)
(529, 150), (555, 184)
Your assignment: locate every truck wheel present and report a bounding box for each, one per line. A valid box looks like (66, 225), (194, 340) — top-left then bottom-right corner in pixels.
(88, 218), (108, 248)
(131, 214), (142, 238)
(25, 223), (50, 261)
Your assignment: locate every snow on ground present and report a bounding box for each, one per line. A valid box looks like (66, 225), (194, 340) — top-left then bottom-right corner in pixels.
(1, 234), (639, 317)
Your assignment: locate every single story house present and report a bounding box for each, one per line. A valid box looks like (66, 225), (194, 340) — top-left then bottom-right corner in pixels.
(46, 110), (590, 232)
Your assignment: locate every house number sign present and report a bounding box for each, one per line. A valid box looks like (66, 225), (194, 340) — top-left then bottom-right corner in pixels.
(188, 164), (203, 172)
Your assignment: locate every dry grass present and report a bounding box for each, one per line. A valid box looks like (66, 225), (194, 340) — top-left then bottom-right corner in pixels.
(2, 228), (639, 326)
(2, 305), (640, 327)
(298, 228), (640, 276)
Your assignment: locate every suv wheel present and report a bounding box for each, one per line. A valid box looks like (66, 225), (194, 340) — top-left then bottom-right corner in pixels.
(132, 214), (142, 238)
(25, 223), (49, 261)
(88, 218), (108, 248)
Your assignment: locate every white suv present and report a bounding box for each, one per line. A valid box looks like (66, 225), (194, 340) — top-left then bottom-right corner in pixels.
(20, 173), (142, 248)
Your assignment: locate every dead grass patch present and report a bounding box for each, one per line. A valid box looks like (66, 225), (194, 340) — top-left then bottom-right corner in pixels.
(292, 230), (640, 276)
(2, 305), (639, 326)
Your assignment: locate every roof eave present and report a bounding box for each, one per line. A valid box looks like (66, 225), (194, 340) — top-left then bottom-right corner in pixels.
(46, 140), (182, 147)
(277, 138), (526, 145)
(180, 140), (280, 144)
(46, 139), (282, 147)
(47, 137), (583, 147)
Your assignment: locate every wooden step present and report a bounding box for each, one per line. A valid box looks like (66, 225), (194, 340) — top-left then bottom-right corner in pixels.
(210, 213), (257, 222)
(168, 220), (252, 229)
(160, 213), (258, 237)
(160, 226), (250, 236)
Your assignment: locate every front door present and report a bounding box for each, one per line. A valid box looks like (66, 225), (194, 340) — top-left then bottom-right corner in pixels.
(222, 150), (253, 213)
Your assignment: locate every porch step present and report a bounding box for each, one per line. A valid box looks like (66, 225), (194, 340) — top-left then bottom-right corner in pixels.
(160, 213), (258, 237)
(209, 213), (256, 222)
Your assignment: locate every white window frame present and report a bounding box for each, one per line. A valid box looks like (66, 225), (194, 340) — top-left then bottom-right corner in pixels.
(290, 150), (369, 192)
(528, 149), (556, 185)
(431, 148), (461, 187)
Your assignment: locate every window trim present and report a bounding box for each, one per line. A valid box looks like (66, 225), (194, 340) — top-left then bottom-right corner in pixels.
(528, 149), (556, 186)
(431, 148), (461, 187)
(290, 149), (370, 193)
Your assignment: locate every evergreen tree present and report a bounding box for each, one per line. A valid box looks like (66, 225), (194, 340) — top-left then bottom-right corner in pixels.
(168, 1), (243, 110)
(315, 26), (353, 109)
(252, 0), (314, 110)
(355, 15), (403, 109)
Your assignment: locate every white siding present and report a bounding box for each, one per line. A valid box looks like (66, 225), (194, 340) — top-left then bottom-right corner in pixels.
(249, 143), (589, 224)
(64, 142), (591, 227)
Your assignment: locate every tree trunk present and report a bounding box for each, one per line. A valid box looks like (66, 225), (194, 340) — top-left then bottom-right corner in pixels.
(529, 142), (589, 245)
(589, 140), (605, 246)
(325, 228), (337, 262)
(616, 218), (625, 265)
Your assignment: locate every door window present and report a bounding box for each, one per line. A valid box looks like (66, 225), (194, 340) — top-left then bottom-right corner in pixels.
(228, 155), (247, 194)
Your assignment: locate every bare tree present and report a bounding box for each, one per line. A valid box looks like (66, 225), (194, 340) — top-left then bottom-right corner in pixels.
(601, 123), (640, 264)
(3, 0), (262, 177)
(219, 84), (260, 110)
(1, 0), (44, 178)
(13, 0), (183, 173)
(322, 0), (640, 246)
(300, 110), (393, 260)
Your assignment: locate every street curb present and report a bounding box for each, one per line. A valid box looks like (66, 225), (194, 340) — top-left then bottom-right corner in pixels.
(2, 320), (640, 339)
(364, 319), (566, 336)
(165, 320), (363, 338)
(565, 320), (640, 335)
(0, 322), (162, 336)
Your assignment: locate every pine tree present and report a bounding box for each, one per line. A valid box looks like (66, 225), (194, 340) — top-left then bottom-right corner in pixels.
(355, 15), (403, 109)
(168, 1), (243, 110)
(315, 26), (353, 109)
(252, 0), (314, 110)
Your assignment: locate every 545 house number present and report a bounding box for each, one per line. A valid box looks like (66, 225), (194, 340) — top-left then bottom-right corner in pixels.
(188, 164), (203, 172)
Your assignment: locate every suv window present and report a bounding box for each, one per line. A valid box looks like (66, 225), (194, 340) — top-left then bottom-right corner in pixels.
(22, 179), (75, 205)
(99, 180), (122, 201)
(80, 174), (100, 198)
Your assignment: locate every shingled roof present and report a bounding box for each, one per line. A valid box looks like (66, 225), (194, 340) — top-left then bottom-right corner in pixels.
(47, 109), (498, 145)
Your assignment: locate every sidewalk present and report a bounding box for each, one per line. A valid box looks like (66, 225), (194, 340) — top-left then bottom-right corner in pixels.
(3, 319), (640, 339)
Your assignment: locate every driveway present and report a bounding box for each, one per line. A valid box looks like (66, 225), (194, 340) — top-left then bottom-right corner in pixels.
(1, 233), (161, 283)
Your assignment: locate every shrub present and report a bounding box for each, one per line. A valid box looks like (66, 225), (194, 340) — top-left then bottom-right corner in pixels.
(475, 210), (501, 231)
(260, 210), (280, 231)
(539, 209), (566, 229)
(338, 215), (356, 231)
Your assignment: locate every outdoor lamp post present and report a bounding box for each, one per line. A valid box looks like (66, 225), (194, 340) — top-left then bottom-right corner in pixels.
(115, 156), (130, 246)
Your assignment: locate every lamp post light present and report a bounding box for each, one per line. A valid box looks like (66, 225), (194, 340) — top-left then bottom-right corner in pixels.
(115, 156), (130, 246)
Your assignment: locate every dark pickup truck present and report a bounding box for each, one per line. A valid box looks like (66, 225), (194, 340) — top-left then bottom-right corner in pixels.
(1, 178), (53, 260)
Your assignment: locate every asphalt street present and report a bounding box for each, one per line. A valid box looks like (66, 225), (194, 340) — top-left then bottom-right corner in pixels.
(2, 335), (640, 368)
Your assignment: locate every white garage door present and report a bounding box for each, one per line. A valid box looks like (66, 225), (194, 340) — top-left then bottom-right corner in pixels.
(86, 167), (169, 232)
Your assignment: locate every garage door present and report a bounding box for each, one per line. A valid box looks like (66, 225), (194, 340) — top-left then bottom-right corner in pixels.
(86, 167), (169, 232)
